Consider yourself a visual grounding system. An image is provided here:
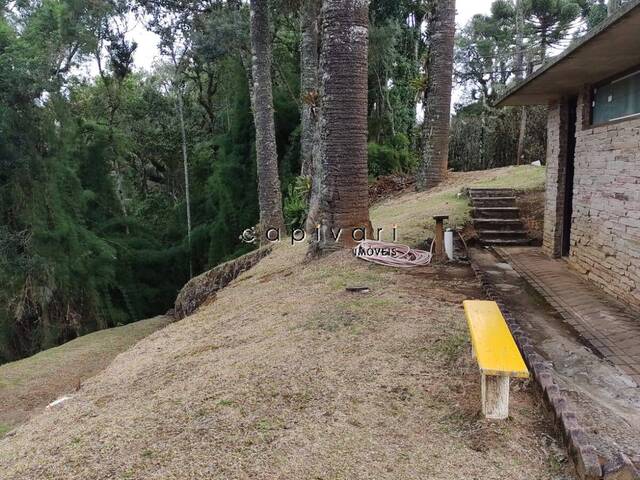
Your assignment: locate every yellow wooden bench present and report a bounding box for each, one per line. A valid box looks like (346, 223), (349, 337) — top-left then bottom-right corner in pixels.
(463, 300), (529, 420)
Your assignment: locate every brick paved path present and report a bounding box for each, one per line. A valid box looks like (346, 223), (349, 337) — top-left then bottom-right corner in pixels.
(496, 247), (640, 386)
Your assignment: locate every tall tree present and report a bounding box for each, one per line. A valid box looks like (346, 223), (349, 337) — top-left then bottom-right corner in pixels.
(175, 78), (193, 279)
(94, 18), (138, 231)
(249, 0), (285, 234)
(137, 0), (198, 276)
(574, 0), (607, 30)
(417, 0), (456, 190)
(454, 3), (516, 102)
(515, 0), (528, 164)
(300, 0), (321, 178)
(167, 41), (194, 280)
(300, 0), (322, 233)
(454, 1), (516, 164)
(524, 0), (581, 62)
(314, 0), (372, 251)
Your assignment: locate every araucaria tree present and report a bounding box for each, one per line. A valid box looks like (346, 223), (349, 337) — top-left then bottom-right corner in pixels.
(315, 0), (372, 250)
(300, 0), (322, 233)
(417, 0), (456, 191)
(249, 0), (285, 234)
(524, 0), (581, 63)
(300, 0), (321, 179)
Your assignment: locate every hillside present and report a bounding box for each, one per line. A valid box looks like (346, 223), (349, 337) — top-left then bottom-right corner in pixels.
(0, 316), (172, 437)
(0, 167), (568, 480)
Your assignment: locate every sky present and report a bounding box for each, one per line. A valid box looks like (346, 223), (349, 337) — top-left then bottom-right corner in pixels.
(126, 0), (496, 73)
(456, 0), (494, 27)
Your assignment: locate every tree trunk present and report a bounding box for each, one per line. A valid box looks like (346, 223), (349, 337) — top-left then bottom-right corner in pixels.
(517, 55), (535, 166)
(249, 0), (285, 235)
(480, 94), (487, 168)
(517, 107), (527, 165)
(176, 87), (193, 279)
(608, 0), (621, 15)
(300, 0), (320, 178)
(416, 0), (456, 191)
(515, 0), (526, 165)
(313, 0), (372, 252)
(539, 27), (548, 63)
(411, 10), (425, 137)
(514, 0), (525, 82)
(414, 11), (423, 65)
(305, 119), (323, 234)
(300, 0), (323, 233)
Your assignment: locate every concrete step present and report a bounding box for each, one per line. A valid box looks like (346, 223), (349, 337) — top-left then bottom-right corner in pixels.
(471, 196), (517, 207)
(468, 187), (529, 244)
(472, 207), (521, 219)
(478, 229), (529, 240)
(469, 188), (515, 198)
(480, 238), (532, 247)
(473, 218), (524, 231)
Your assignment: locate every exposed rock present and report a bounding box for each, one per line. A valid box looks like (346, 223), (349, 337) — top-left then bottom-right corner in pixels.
(603, 453), (640, 480)
(174, 247), (272, 320)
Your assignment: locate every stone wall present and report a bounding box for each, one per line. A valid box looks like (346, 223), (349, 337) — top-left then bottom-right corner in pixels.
(543, 100), (569, 258)
(174, 246), (273, 320)
(568, 92), (640, 307)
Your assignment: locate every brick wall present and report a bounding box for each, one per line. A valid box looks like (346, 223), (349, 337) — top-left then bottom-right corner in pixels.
(568, 91), (640, 307)
(543, 100), (569, 258)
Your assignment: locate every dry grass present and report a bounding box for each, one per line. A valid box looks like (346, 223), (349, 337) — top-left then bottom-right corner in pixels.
(0, 167), (568, 480)
(0, 316), (171, 435)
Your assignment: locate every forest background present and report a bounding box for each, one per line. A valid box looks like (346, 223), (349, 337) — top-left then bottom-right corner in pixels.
(0, 0), (618, 361)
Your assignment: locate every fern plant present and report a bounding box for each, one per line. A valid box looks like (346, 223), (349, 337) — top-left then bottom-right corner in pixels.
(283, 176), (311, 233)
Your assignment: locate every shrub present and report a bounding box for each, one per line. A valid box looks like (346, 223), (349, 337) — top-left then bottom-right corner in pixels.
(368, 134), (417, 178)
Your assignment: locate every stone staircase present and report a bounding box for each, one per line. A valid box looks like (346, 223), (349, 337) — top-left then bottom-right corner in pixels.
(469, 188), (531, 247)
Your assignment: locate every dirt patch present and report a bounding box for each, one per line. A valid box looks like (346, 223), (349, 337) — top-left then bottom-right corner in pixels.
(369, 174), (415, 204)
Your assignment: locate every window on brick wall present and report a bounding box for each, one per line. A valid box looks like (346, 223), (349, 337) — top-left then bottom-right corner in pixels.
(592, 69), (640, 124)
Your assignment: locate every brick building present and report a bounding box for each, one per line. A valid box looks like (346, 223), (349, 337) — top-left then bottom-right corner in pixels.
(497, 1), (640, 308)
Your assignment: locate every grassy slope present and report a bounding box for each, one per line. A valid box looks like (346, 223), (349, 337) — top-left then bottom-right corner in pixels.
(0, 316), (172, 435)
(0, 167), (565, 480)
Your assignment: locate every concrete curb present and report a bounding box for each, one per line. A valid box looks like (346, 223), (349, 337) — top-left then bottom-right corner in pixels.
(469, 258), (640, 480)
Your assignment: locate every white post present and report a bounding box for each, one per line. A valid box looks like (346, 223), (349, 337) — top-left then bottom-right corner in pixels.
(481, 374), (510, 420)
(445, 228), (454, 260)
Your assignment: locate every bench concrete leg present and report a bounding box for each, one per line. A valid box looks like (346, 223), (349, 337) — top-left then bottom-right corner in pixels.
(481, 374), (510, 420)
